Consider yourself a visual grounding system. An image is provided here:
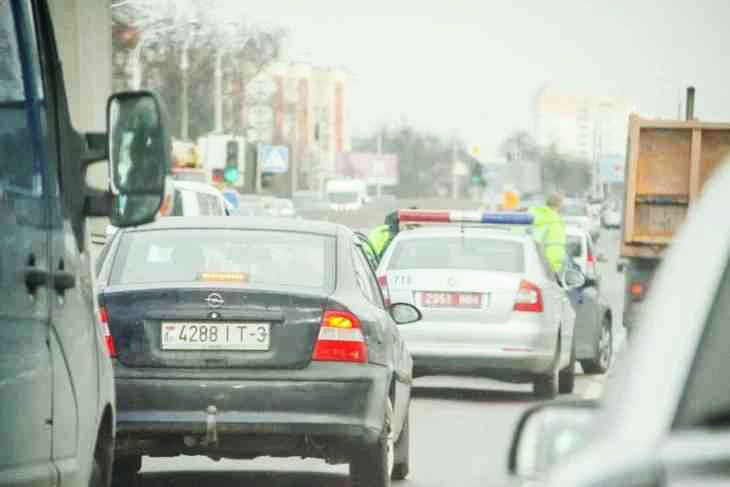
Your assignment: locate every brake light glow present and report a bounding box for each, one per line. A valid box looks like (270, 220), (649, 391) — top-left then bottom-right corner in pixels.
(98, 306), (117, 357)
(397, 210), (533, 226)
(630, 281), (645, 301)
(514, 280), (544, 313)
(377, 275), (391, 306)
(312, 310), (368, 363)
(586, 245), (595, 264)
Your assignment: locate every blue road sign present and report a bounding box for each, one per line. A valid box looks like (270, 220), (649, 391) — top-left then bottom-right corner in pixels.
(259, 144), (289, 174)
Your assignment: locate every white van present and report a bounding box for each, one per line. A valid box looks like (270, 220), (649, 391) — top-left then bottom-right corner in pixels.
(325, 179), (368, 211)
(106, 180), (227, 239)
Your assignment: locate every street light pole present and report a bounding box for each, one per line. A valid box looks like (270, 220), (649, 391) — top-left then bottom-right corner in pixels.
(180, 38), (190, 139)
(214, 50), (224, 133)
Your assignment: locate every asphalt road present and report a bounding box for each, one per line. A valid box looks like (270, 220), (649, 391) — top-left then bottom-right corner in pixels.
(134, 228), (626, 487)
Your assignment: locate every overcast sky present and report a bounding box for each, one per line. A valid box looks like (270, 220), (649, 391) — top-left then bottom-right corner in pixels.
(234, 0), (730, 159)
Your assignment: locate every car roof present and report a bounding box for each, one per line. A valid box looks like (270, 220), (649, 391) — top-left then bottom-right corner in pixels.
(171, 180), (223, 196)
(565, 225), (588, 237)
(393, 225), (531, 243)
(121, 216), (342, 236)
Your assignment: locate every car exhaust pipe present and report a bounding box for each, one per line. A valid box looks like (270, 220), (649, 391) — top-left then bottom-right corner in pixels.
(203, 405), (219, 447)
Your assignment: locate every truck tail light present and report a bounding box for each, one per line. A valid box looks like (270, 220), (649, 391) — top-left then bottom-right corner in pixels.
(514, 280), (544, 313)
(99, 306), (117, 358)
(377, 275), (391, 306)
(630, 281), (645, 301)
(312, 310), (368, 363)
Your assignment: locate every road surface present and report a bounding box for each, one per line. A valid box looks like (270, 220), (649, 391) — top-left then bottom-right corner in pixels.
(133, 228), (626, 487)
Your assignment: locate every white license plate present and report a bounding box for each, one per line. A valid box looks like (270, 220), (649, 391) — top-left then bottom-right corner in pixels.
(161, 322), (270, 351)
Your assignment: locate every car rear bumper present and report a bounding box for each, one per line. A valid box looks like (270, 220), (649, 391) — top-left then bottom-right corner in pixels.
(410, 347), (555, 381)
(113, 362), (390, 459)
(401, 319), (559, 381)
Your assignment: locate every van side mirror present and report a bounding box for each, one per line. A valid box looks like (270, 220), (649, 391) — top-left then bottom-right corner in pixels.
(107, 91), (169, 228)
(509, 401), (598, 478)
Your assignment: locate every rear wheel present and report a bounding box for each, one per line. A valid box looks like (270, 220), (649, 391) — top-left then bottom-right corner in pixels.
(533, 370), (558, 399)
(350, 400), (394, 487)
(581, 317), (612, 375)
(559, 342), (576, 394)
(392, 411), (410, 480)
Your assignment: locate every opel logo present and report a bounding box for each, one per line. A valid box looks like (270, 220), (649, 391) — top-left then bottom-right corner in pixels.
(205, 293), (224, 308)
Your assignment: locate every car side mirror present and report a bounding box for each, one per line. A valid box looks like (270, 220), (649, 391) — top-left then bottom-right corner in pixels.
(560, 269), (586, 290)
(508, 401), (598, 478)
(389, 303), (422, 324)
(107, 91), (170, 228)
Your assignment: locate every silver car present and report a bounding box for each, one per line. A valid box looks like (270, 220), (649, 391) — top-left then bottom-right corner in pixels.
(376, 226), (580, 398)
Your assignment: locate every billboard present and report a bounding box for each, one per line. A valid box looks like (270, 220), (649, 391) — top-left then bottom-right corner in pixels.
(336, 152), (399, 186)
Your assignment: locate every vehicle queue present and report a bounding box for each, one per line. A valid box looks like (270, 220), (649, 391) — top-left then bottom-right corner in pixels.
(93, 188), (611, 486)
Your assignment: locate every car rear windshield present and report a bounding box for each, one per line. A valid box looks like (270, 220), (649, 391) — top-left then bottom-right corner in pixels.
(388, 237), (524, 273)
(110, 229), (335, 290)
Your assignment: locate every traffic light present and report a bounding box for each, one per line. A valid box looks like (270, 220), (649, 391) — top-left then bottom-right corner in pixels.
(224, 140), (240, 184)
(470, 163), (485, 187)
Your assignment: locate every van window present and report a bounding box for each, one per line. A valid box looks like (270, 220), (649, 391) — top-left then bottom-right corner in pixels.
(197, 192), (222, 216)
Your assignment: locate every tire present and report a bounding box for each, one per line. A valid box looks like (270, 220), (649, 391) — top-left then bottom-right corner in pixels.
(559, 342), (576, 394)
(580, 316), (613, 375)
(89, 457), (103, 487)
(112, 455), (141, 486)
(392, 411), (410, 480)
(350, 400), (393, 487)
(533, 368), (558, 399)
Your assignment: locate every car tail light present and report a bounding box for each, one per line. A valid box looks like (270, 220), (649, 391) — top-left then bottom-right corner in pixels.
(377, 275), (391, 306)
(586, 245), (595, 264)
(630, 281), (645, 301)
(514, 280), (544, 313)
(312, 310), (368, 363)
(99, 306), (117, 358)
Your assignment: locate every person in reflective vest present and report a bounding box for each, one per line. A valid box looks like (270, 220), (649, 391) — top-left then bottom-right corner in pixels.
(368, 211), (400, 257)
(530, 193), (567, 274)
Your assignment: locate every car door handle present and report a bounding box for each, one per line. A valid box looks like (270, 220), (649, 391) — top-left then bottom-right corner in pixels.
(23, 266), (49, 294)
(53, 270), (76, 293)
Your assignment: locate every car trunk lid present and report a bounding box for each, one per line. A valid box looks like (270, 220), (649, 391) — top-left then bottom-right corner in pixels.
(101, 284), (327, 369)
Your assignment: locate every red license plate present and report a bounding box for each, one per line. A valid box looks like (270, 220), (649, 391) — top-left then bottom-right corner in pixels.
(421, 292), (482, 308)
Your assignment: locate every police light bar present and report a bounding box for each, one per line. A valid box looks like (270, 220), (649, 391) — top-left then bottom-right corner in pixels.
(397, 210), (533, 225)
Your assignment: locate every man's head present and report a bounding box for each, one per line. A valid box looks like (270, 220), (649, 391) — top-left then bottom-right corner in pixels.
(547, 192), (563, 212)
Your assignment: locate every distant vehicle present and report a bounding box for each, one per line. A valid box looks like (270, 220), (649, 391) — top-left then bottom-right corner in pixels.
(168, 181), (228, 217)
(600, 205), (621, 229)
(618, 111), (730, 338)
(565, 226), (613, 375)
(1, 2), (167, 486)
(106, 180), (227, 240)
(562, 199), (601, 243)
(376, 210), (584, 398)
(266, 197), (298, 218)
(326, 179), (369, 211)
(95, 217), (421, 487)
(508, 149), (730, 487)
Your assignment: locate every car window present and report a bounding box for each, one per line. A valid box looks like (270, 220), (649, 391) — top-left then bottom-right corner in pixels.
(111, 229), (336, 291)
(196, 192), (221, 216)
(388, 237), (525, 273)
(352, 245), (384, 308)
(673, 260), (730, 430)
(0, 0), (44, 211)
(170, 189), (183, 216)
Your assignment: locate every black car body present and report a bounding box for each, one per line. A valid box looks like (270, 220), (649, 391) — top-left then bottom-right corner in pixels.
(96, 217), (416, 485)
